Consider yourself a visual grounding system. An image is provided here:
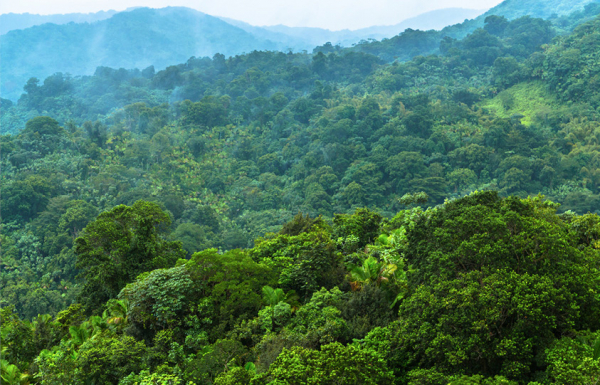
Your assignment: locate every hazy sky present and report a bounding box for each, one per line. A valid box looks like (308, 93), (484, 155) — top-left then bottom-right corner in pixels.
(0, 0), (504, 30)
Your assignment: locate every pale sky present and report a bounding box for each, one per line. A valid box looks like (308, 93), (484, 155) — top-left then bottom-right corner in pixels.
(0, 0), (504, 30)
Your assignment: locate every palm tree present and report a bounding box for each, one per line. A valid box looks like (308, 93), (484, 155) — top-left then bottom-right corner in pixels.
(32, 314), (52, 329)
(103, 298), (129, 326)
(348, 256), (398, 291)
(374, 228), (406, 264)
(1, 360), (29, 385)
(262, 286), (286, 307)
(89, 315), (108, 335)
(593, 336), (600, 361)
(261, 286), (301, 310)
(69, 324), (90, 347)
(376, 231), (400, 249)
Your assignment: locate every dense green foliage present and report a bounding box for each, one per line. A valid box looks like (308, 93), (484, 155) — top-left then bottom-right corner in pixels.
(4, 2), (600, 384)
(74, 200), (186, 312)
(4, 6), (600, 320)
(4, 192), (600, 384)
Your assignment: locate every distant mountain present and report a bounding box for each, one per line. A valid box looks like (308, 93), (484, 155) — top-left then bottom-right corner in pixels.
(228, 8), (485, 48)
(355, 8), (485, 37)
(216, 18), (316, 51)
(0, 10), (118, 35)
(250, 24), (364, 48)
(0, 7), (483, 42)
(348, 0), (600, 62)
(0, 7), (282, 100)
(2, 0), (594, 101)
(0, 6), (492, 101)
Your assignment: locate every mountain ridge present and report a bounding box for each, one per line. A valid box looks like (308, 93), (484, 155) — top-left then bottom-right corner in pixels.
(0, 7), (282, 100)
(220, 8), (484, 48)
(2, 0), (596, 101)
(0, 10), (119, 35)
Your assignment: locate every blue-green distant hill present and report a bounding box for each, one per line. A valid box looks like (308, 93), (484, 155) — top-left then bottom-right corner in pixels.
(0, 10), (118, 35)
(0, 7), (282, 100)
(349, 0), (599, 62)
(3, 7), (485, 101)
(1, 0), (596, 101)
(222, 8), (485, 49)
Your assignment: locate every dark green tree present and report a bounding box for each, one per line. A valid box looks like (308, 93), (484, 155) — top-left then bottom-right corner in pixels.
(367, 192), (600, 382)
(74, 200), (185, 313)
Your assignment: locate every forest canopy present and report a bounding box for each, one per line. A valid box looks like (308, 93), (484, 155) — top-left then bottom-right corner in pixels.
(3, 3), (600, 384)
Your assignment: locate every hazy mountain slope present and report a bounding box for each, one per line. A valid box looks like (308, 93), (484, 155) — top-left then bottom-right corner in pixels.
(441, 0), (599, 40)
(2, 0), (596, 101)
(220, 21), (369, 49)
(261, 25), (366, 47)
(356, 8), (485, 36)
(482, 0), (597, 20)
(217, 18), (316, 51)
(442, 0), (599, 37)
(350, 0), (600, 62)
(0, 10), (118, 35)
(239, 8), (485, 49)
(253, 0), (589, 51)
(0, 7), (281, 101)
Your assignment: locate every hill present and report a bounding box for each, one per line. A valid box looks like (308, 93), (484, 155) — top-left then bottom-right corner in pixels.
(4, 0), (592, 102)
(228, 8), (485, 49)
(1, 6), (487, 102)
(0, 10), (118, 35)
(348, 0), (600, 62)
(482, 0), (597, 20)
(4, 3), (600, 384)
(3, 7), (600, 310)
(4, 0), (591, 102)
(0, 7), (281, 101)
(355, 8), (485, 36)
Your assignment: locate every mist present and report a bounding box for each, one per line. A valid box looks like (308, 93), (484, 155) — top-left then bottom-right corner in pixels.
(1, 0), (504, 30)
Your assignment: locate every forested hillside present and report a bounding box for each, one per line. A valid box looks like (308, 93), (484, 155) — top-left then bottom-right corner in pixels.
(3, 2), (600, 385)
(4, 0), (598, 102)
(484, 0), (595, 20)
(0, 6), (484, 101)
(0, 10), (118, 35)
(348, 0), (600, 61)
(0, 7), (282, 101)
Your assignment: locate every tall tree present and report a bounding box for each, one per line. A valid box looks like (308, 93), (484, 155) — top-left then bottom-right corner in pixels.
(74, 200), (185, 313)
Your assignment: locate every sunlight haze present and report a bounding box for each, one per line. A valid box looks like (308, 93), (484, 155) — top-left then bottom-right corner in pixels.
(1, 0), (504, 30)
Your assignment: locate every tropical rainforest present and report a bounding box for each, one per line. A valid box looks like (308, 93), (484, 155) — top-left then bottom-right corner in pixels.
(3, 0), (600, 383)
